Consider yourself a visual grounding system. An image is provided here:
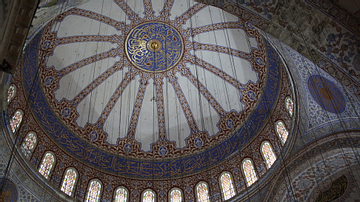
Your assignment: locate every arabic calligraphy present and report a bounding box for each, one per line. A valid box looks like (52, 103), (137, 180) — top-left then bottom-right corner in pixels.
(125, 22), (183, 72)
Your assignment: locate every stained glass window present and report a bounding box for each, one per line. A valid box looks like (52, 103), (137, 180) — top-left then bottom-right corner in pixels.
(142, 190), (155, 202)
(7, 85), (15, 103)
(261, 141), (277, 168)
(114, 187), (128, 202)
(61, 168), (77, 196)
(38, 152), (55, 179)
(196, 182), (210, 202)
(243, 159), (258, 187)
(10, 110), (23, 133)
(220, 172), (235, 200)
(169, 188), (182, 202)
(276, 121), (288, 144)
(21, 132), (37, 158)
(85, 180), (102, 202)
(285, 97), (294, 116)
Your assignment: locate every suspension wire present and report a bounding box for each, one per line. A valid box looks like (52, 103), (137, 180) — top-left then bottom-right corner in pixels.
(274, 34), (330, 201)
(291, 3), (360, 193)
(275, 2), (360, 196)
(0, 0), (44, 197)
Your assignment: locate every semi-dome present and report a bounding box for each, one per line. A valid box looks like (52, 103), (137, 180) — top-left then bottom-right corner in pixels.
(7, 0), (296, 201)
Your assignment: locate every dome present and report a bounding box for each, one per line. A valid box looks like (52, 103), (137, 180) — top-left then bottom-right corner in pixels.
(8, 0), (296, 200)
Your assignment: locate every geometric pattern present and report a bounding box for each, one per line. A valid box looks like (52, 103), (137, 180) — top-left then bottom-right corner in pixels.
(220, 172), (236, 200)
(196, 182), (210, 202)
(8, 1), (298, 201)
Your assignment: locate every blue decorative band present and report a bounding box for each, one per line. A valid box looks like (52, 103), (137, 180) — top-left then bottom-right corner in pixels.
(23, 31), (281, 178)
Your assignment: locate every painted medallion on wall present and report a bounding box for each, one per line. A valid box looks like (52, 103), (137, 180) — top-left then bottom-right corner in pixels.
(308, 75), (346, 113)
(0, 178), (18, 202)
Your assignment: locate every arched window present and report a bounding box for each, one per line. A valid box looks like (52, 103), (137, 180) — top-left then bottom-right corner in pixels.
(61, 168), (77, 196)
(114, 187), (128, 202)
(85, 179), (102, 202)
(196, 182), (210, 202)
(10, 110), (23, 133)
(38, 152), (55, 179)
(261, 141), (277, 168)
(7, 85), (16, 103)
(285, 97), (294, 116)
(276, 121), (288, 144)
(169, 188), (182, 202)
(21, 132), (37, 158)
(242, 159), (258, 187)
(142, 189), (155, 202)
(220, 172), (235, 200)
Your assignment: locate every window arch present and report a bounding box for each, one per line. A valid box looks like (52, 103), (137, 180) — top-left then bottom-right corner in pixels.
(261, 141), (277, 169)
(276, 121), (289, 144)
(85, 179), (102, 202)
(142, 189), (155, 202)
(242, 159), (258, 187)
(285, 97), (294, 116)
(114, 186), (128, 202)
(61, 168), (78, 196)
(196, 182), (210, 202)
(169, 188), (183, 202)
(220, 172), (235, 200)
(38, 152), (55, 179)
(7, 84), (16, 103)
(10, 110), (23, 133)
(21, 132), (37, 158)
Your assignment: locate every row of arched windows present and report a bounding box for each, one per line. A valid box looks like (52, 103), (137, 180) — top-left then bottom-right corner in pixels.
(30, 141), (278, 201)
(7, 86), (294, 201)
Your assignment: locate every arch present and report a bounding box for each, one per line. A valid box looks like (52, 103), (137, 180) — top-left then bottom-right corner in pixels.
(85, 179), (102, 202)
(21, 132), (37, 158)
(276, 121), (289, 144)
(61, 168), (78, 196)
(242, 158), (258, 187)
(195, 181), (210, 202)
(142, 189), (155, 202)
(219, 172), (236, 200)
(10, 110), (23, 133)
(169, 187), (183, 202)
(114, 186), (128, 202)
(7, 84), (16, 103)
(285, 97), (294, 116)
(261, 141), (277, 169)
(38, 151), (55, 179)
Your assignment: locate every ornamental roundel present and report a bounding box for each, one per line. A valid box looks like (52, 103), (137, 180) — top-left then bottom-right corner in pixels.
(125, 22), (183, 72)
(18, 0), (291, 179)
(308, 75), (346, 113)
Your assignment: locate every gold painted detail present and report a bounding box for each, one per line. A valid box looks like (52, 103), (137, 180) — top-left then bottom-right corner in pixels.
(125, 22), (184, 72)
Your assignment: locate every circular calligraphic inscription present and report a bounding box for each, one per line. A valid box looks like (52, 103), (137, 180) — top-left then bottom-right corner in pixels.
(308, 75), (346, 113)
(125, 22), (183, 72)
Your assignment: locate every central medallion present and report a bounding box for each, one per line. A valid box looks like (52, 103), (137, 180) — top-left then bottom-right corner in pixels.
(125, 22), (184, 72)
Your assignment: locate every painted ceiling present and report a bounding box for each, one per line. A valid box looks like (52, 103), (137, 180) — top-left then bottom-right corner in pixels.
(15, 0), (294, 186)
